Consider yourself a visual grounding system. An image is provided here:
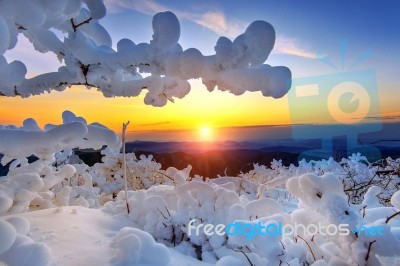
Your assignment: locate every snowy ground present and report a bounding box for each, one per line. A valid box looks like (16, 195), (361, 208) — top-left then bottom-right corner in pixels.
(2, 206), (212, 266)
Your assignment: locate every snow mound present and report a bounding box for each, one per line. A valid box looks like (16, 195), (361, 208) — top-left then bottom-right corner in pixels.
(0, 218), (51, 266)
(5, 217), (30, 235)
(111, 227), (171, 265)
(0, 219), (16, 254)
(0, 196), (13, 213)
(392, 190), (400, 209)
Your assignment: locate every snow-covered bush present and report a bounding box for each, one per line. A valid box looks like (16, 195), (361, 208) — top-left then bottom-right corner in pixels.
(89, 147), (193, 195)
(0, 110), (119, 215)
(248, 154), (400, 206)
(286, 172), (400, 265)
(104, 167), (400, 265)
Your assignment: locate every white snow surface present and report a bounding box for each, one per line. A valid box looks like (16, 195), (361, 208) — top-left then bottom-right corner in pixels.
(1, 206), (212, 266)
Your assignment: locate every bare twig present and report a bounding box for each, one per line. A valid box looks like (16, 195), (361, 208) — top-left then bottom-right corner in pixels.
(232, 249), (254, 266)
(165, 207), (171, 217)
(150, 171), (175, 183)
(156, 206), (168, 219)
(70, 17), (93, 32)
(385, 210), (400, 224)
(362, 205), (367, 218)
(365, 240), (376, 261)
(122, 121), (130, 214)
(376, 169), (397, 175)
(297, 235), (316, 262)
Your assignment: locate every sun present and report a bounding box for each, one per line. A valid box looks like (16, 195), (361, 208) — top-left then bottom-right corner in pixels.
(200, 127), (212, 140)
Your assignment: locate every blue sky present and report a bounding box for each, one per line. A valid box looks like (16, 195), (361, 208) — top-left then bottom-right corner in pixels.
(99, 0), (400, 113)
(101, 0), (399, 94)
(6, 0), (399, 93)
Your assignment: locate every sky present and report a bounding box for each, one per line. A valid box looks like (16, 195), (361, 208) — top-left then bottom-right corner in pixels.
(1, 0), (399, 142)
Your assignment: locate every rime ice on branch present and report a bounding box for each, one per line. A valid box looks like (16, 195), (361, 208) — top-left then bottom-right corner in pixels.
(0, 110), (120, 164)
(0, 0), (291, 106)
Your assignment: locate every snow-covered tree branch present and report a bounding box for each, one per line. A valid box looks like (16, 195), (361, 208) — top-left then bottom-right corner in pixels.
(0, 0), (291, 106)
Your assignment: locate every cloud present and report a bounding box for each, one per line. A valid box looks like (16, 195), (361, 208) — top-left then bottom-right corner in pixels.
(104, 0), (319, 59)
(104, 0), (165, 15)
(363, 115), (400, 122)
(104, 0), (245, 37)
(183, 10), (245, 37)
(273, 35), (323, 59)
(138, 121), (171, 126)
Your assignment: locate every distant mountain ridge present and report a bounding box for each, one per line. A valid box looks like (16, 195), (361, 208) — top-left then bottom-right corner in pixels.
(125, 139), (319, 153)
(1, 140), (399, 178)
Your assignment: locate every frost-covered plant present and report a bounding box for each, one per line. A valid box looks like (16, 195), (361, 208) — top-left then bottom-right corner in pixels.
(89, 147), (186, 195)
(104, 168), (400, 265)
(0, 111), (119, 215)
(250, 154), (400, 206)
(286, 173), (400, 265)
(0, 1), (292, 106)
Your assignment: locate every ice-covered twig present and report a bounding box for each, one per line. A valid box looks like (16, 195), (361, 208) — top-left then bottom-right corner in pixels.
(0, 1), (292, 106)
(122, 121), (130, 214)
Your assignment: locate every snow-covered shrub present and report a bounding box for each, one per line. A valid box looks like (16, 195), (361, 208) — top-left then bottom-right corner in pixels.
(245, 154), (400, 206)
(101, 153), (400, 265)
(89, 147), (188, 195)
(285, 172), (400, 265)
(0, 111), (119, 215)
(103, 181), (294, 264)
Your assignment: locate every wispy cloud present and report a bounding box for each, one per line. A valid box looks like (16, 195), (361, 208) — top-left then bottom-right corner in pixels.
(104, 0), (245, 37)
(138, 121), (171, 126)
(273, 35), (324, 59)
(363, 115), (400, 122)
(104, 0), (319, 59)
(186, 10), (245, 37)
(104, 0), (165, 15)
